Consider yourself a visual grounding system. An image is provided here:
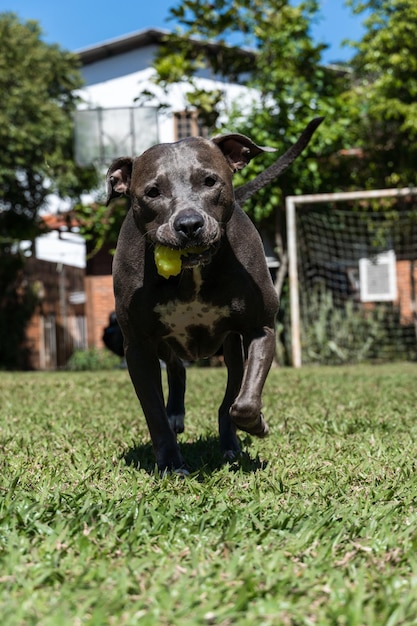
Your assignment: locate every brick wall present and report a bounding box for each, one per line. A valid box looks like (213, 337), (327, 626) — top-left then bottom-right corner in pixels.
(85, 275), (115, 349)
(24, 258), (87, 369)
(25, 312), (41, 369)
(396, 260), (417, 324)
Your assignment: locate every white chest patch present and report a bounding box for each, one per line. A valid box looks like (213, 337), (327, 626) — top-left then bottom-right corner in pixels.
(155, 298), (230, 337)
(153, 269), (230, 353)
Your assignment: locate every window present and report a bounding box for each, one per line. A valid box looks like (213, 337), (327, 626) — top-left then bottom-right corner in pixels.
(174, 110), (209, 140)
(74, 106), (159, 166)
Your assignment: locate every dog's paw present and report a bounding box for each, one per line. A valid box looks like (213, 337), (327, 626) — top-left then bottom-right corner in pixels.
(168, 413), (185, 434)
(249, 415), (270, 438)
(159, 465), (190, 478)
(238, 416), (269, 438)
(223, 449), (241, 462)
(173, 467), (190, 477)
(230, 402), (270, 438)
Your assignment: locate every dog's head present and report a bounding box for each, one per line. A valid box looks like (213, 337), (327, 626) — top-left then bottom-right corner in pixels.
(106, 135), (275, 259)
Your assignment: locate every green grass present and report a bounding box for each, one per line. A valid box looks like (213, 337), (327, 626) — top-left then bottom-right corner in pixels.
(1, 363), (417, 625)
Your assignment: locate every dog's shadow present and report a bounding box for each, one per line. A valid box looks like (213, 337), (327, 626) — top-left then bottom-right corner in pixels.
(122, 435), (267, 477)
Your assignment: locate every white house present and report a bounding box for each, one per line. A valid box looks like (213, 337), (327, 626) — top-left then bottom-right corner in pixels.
(36, 28), (257, 269)
(74, 28), (256, 164)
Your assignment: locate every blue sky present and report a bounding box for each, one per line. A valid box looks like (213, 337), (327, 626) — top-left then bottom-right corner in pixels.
(1, 0), (367, 63)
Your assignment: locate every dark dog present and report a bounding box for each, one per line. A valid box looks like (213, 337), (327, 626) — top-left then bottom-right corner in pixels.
(106, 118), (323, 473)
(102, 311), (124, 357)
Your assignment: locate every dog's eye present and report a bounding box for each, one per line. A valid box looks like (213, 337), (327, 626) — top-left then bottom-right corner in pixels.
(146, 186), (160, 198)
(204, 176), (216, 187)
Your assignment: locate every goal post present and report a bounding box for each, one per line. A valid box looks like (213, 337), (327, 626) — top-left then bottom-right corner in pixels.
(285, 187), (417, 367)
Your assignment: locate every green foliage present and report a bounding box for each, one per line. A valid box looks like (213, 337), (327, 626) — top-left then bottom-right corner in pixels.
(186, 87), (224, 129)
(1, 365), (417, 623)
(346, 0), (417, 188)
(0, 13), (98, 368)
(66, 348), (122, 371)
(75, 198), (130, 256)
(0, 13), (97, 243)
(301, 287), (382, 364)
(299, 286), (415, 365)
(144, 0), (417, 210)
(143, 0), (354, 237)
(0, 250), (39, 370)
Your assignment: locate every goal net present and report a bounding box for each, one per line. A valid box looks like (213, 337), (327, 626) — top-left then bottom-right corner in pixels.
(285, 188), (417, 367)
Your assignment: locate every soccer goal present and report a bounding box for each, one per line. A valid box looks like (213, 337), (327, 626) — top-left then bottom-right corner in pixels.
(285, 187), (417, 367)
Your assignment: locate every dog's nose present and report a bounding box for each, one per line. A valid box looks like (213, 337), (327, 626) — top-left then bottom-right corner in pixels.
(174, 210), (204, 238)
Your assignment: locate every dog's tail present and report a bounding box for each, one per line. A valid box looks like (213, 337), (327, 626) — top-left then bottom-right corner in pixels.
(234, 116), (324, 205)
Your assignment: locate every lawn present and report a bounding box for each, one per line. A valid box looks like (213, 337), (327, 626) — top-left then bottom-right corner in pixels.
(1, 362), (417, 625)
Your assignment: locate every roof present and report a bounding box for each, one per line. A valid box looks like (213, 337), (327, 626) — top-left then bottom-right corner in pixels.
(41, 211), (81, 232)
(76, 28), (168, 65)
(76, 27), (255, 67)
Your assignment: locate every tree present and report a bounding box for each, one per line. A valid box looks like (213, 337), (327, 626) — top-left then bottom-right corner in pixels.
(346, 0), (417, 189)
(0, 13), (97, 368)
(140, 0), (352, 297)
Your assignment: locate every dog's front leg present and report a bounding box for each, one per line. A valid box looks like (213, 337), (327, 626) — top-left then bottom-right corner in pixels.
(125, 340), (186, 472)
(229, 326), (276, 437)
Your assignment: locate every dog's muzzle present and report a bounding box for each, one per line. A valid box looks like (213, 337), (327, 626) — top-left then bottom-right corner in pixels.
(156, 209), (221, 251)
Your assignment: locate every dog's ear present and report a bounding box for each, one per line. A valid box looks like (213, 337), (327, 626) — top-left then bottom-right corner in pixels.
(212, 134), (276, 172)
(106, 157), (133, 205)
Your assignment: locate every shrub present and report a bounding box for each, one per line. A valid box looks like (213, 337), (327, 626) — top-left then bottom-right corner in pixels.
(66, 348), (122, 371)
(299, 287), (412, 365)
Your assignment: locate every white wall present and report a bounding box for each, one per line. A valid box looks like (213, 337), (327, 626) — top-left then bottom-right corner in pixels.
(77, 43), (257, 144)
(35, 231), (86, 269)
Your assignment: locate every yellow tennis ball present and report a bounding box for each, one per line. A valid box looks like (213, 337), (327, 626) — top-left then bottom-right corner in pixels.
(154, 245), (183, 279)
(154, 245), (210, 278)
